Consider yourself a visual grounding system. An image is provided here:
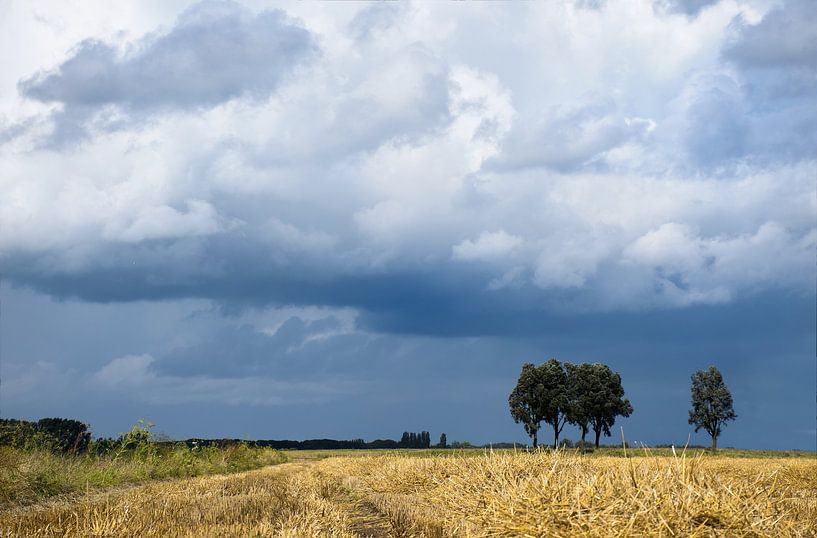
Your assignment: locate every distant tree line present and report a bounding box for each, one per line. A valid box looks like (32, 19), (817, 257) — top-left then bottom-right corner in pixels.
(0, 420), (455, 452)
(180, 432), (450, 450)
(400, 431), (431, 448)
(0, 418), (91, 453)
(179, 438), (401, 450)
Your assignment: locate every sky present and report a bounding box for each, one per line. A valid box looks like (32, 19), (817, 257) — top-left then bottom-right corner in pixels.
(0, 0), (814, 450)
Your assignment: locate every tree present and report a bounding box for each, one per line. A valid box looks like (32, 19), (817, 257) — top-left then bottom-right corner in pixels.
(565, 363), (595, 449)
(509, 359), (570, 449)
(35, 418), (91, 453)
(688, 366), (736, 452)
(538, 359), (570, 449)
(509, 363), (546, 448)
(438, 433), (447, 448)
(568, 363), (633, 449)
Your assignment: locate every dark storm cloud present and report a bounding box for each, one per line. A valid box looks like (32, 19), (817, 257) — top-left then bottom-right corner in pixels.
(18, 0), (316, 143)
(155, 317), (370, 378)
(3, 283), (813, 449)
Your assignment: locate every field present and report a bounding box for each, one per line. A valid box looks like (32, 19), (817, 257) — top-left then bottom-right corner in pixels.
(1, 448), (814, 537)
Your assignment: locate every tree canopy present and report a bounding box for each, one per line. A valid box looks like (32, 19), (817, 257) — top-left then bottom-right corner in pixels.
(510, 359), (632, 449)
(688, 366), (736, 452)
(509, 359), (571, 449)
(509, 362), (548, 448)
(567, 363), (633, 449)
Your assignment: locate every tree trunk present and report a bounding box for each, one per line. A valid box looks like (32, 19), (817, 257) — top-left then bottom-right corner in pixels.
(580, 426), (587, 452)
(594, 427), (601, 449)
(711, 432), (717, 453)
(532, 430), (538, 449)
(553, 423), (559, 449)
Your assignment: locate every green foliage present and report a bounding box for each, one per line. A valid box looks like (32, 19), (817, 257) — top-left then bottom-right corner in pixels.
(510, 359), (632, 450)
(0, 418), (90, 453)
(398, 431), (431, 448)
(567, 363), (633, 449)
(688, 366), (737, 452)
(35, 418), (91, 452)
(508, 363), (546, 448)
(509, 359), (571, 448)
(537, 359), (571, 449)
(438, 433), (447, 448)
(113, 419), (157, 462)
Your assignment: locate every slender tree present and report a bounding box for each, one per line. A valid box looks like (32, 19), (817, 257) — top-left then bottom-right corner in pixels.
(538, 359), (570, 449)
(438, 433), (447, 448)
(688, 366), (736, 452)
(585, 364), (633, 449)
(565, 362), (595, 449)
(509, 363), (546, 448)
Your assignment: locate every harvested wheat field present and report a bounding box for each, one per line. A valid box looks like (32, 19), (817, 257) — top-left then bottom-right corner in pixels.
(1, 450), (815, 537)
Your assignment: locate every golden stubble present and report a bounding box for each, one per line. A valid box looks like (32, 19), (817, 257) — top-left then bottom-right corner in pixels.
(2, 451), (815, 537)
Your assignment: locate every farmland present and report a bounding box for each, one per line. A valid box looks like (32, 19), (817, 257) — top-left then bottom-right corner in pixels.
(2, 448), (815, 537)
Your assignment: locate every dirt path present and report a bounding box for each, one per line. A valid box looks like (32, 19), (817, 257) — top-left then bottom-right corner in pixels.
(0, 457), (399, 537)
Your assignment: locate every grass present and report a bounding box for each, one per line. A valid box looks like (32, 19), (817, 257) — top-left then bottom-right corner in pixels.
(1, 448), (814, 536)
(0, 443), (286, 508)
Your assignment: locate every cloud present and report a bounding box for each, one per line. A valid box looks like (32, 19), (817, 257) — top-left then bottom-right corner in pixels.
(452, 230), (522, 262)
(722, 0), (817, 70)
(348, 2), (405, 42)
(621, 220), (816, 307)
(92, 354), (155, 386)
(654, 0), (722, 17)
(90, 351), (359, 406)
(672, 0), (817, 168)
(488, 102), (655, 172)
(1, 0), (815, 451)
(18, 0), (316, 144)
(0, 0), (814, 334)
(3, 281), (813, 447)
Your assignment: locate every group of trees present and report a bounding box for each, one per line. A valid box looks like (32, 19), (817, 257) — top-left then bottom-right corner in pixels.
(509, 359), (632, 449)
(0, 417), (91, 453)
(510, 359), (738, 452)
(399, 431), (432, 448)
